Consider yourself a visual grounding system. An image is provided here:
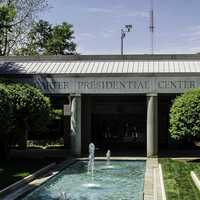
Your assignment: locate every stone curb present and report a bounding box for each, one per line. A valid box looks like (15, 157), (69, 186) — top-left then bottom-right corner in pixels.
(159, 164), (167, 200)
(0, 162), (56, 198)
(1, 158), (146, 199)
(191, 171), (200, 191)
(144, 158), (163, 200)
(2, 159), (77, 200)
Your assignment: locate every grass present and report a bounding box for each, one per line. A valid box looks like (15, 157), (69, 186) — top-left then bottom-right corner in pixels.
(160, 158), (200, 200)
(0, 157), (62, 190)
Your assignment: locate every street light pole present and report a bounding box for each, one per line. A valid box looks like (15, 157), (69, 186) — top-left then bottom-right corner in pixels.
(121, 29), (125, 55)
(120, 25), (133, 55)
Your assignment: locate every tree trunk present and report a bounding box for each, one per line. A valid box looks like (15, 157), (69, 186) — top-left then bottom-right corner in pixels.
(0, 138), (10, 160)
(20, 129), (28, 149)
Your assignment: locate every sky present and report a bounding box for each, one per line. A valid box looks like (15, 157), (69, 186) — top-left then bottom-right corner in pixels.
(39, 0), (200, 55)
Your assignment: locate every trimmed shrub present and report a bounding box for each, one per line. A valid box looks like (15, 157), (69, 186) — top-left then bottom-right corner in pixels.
(0, 83), (13, 135)
(8, 84), (51, 135)
(0, 83), (13, 159)
(169, 88), (200, 141)
(0, 82), (51, 156)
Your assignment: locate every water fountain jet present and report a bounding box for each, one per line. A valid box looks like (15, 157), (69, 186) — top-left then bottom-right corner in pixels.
(106, 150), (111, 166)
(87, 143), (95, 175)
(83, 143), (101, 188)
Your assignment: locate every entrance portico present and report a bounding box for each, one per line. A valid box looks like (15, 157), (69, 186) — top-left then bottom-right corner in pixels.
(1, 54), (200, 157)
(70, 94), (158, 157)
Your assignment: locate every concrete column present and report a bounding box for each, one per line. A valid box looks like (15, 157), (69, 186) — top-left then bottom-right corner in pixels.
(146, 93), (158, 157)
(70, 94), (81, 156)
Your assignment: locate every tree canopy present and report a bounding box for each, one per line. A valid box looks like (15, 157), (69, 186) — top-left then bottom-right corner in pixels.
(0, 83), (13, 136)
(0, 82), (51, 158)
(18, 20), (76, 55)
(0, 4), (16, 55)
(0, 2), (77, 55)
(8, 83), (51, 133)
(0, 0), (48, 55)
(169, 88), (200, 141)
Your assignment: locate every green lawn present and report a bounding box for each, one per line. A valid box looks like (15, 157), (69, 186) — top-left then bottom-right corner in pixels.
(160, 158), (200, 200)
(194, 170), (200, 180)
(0, 158), (61, 190)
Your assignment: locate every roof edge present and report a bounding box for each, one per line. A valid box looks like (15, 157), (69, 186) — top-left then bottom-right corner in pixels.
(1, 54), (200, 61)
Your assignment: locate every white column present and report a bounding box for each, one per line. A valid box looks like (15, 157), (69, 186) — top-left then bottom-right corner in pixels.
(70, 94), (81, 156)
(146, 93), (158, 157)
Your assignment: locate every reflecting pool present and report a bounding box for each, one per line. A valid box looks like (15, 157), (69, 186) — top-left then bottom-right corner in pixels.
(23, 161), (145, 200)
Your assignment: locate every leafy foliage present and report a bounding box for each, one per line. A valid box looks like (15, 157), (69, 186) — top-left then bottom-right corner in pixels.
(8, 84), (51, 133)
(169, 88), (200, 141)
(51, 109), (63, 120)
(18, 20), (76, 55)
(46, 22), (76, 55)
(0, 0), (48, 55)
(0, 83), (13, 159)
(0, 83), (51, 158)
(0, 83), (13, 136)
(18, 19), (52, 55)
(0, 4), (16, 55)
(0, 2), (77, 56)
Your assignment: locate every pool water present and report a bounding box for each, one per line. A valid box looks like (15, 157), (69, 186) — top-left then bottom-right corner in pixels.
(22, 161), (145, 200)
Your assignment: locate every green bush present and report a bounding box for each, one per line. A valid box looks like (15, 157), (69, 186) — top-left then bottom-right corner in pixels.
(8, 84), (51, 135)
(169, 88), (200, 141)
(51, 109), (63, 120)
(0, 83), (13, 135)
(0, 83), (13, 159)
(0, 82), (52, 157)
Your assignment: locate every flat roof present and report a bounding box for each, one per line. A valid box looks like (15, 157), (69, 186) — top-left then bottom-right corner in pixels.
(1, 54), (200, 75)
(1, 54), (200, 61)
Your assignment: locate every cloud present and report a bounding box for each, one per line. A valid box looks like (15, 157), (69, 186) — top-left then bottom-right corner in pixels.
(87, 7), (149, 19)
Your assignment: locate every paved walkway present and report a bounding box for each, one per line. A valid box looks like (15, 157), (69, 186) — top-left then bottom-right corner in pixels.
(144, 158), (163, 200)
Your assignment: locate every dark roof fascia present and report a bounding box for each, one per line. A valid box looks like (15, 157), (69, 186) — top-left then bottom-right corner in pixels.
(1, 54), (200, 62)
(2, 72), (200, 78)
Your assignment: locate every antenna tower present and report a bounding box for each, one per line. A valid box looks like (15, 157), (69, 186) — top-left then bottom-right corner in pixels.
(149, 0), (155, 54)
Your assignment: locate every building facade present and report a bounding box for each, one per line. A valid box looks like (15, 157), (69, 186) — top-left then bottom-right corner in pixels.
(1, 54), (200, 157)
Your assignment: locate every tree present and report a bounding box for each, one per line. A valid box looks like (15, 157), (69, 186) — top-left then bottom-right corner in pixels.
(0, 83), (52, 158)
(0, 4), (16, 55)
(18, 20), (76, 55)
(0, 0), (48, 55)
(8, 84), (51, 148)
(46, 22), (76, 55)
(169, 88), (200, 142)
(18, 19), (52, 55)
(0, 83), (13, 159)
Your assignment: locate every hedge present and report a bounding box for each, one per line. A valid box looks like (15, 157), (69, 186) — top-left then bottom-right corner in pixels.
(0, 83), (51, 158)
(0, 83), (13, 135)
(169, 88), (200, 141)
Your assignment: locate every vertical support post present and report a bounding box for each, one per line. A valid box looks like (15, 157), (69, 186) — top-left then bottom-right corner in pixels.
(146, 93), (158, 157)
(121, 29), (124, 55)
(63, 96), (71, 149)
(70, 94), (81, 156)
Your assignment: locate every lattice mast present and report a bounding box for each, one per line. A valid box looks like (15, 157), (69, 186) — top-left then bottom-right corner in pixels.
(149, 0), (155, 54)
